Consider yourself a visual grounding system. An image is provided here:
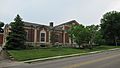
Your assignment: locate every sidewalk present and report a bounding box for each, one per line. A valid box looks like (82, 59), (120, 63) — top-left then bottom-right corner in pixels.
(0, 50), (25, 67)
(0, 59), (24, 67)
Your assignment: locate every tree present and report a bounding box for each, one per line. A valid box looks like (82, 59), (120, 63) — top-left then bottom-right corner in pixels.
(101, 11), (120, 46)
(0, 21), (4, 33)
(5, 15), (26, 49)
(50, 28), (56, 45)
(67, 25), (75, 46)
(94, 30), (104, 45)
(86, 25), (103, 45)
(68, 25), (91, 48)
(68, 24), (104, 48)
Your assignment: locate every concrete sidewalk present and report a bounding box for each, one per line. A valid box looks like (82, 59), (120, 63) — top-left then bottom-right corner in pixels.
(0, 50), (25, 68)
(0, 59), (25, 68)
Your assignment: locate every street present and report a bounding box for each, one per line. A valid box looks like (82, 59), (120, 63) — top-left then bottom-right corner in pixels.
(4, 49), (120, 68)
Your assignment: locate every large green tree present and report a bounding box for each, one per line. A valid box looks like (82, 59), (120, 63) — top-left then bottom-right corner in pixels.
(86, 25), (103, 45)
(6, 15), (26, 49)
(68, 25), (91, 48)
(101, 11), (120, 46)
(68, 24), (103, 48)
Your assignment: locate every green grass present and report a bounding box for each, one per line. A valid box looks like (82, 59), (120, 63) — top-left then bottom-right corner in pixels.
(8, 45), (120, 61)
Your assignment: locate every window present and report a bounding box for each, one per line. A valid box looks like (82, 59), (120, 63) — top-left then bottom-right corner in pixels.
(40, 33), (45, 42)
(40, 29), (46, 43)
(55, 34), (59, 42)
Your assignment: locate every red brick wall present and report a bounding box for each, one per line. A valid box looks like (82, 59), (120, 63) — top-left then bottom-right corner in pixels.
(37, 28), (49, 42)
(64, 26), (70, 30)
(65, 33), (69, 43)
(0, 34), (3, 45)
(53, 31), (64, 43)
(64, 26), (70, 43)
(26, 29), (34, 42)
(37, 30), (40, 42)
(58, 32), (63, 43)
(46, 31), (49, 42)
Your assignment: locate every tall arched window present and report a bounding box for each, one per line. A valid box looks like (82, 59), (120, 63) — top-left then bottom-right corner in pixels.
(40, 29), (46, 43)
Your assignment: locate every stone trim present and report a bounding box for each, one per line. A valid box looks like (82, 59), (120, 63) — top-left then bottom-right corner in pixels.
(34, 28), (37, 43)
(40, 29), (46, 43)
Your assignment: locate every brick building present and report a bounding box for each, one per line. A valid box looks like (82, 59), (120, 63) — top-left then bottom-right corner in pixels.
(0, 33), (3, 46)
(3, 20), (79, 47)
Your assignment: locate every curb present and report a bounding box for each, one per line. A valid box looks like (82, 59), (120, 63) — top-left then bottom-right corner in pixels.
(23, 48), (120, 63)
(23, 53), (86, 63)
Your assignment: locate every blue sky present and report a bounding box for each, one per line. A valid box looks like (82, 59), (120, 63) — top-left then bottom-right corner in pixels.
(0, 0), (120, 26)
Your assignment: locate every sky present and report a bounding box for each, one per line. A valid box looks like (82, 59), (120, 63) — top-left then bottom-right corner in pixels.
(0, 0), (120, 26)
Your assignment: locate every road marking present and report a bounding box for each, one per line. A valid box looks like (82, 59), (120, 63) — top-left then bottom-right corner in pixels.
(63, 54), (120, 68)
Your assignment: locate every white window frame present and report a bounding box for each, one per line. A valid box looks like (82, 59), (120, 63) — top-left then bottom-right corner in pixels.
(40, 29), (46, 43)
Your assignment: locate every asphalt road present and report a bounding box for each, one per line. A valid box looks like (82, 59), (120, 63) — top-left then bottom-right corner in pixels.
(6, 49), (120, 68)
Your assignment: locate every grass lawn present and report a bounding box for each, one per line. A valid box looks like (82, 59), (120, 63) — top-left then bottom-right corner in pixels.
(8, 45), (120, 61)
